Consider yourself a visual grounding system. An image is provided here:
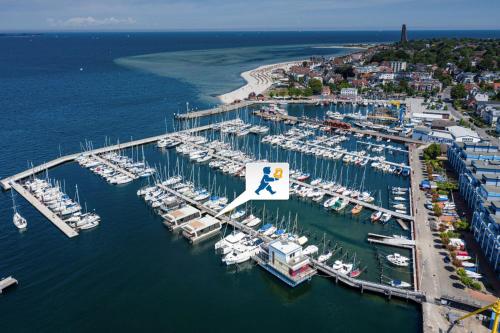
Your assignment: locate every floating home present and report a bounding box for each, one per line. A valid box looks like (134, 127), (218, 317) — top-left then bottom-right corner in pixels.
(256, 239), (317, 287)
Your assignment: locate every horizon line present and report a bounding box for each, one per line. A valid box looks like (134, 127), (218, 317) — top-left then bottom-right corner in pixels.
(1, 28), (500, 34)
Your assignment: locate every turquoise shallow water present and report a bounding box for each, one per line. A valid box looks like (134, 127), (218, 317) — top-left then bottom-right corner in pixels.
(115, 44), (356, 103)
(8, 31), (500, 331)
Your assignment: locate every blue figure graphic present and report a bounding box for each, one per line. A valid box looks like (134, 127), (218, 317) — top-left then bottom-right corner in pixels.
(255, 167), (277, 195)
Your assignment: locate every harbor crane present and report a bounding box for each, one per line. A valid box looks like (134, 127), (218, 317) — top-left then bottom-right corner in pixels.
(453, 298), (500, 333)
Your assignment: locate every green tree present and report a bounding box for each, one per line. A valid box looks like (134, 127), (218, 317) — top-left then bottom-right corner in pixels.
(308, 78), (323, 95)
(433, 203), (442, 217)
(455, 218), (469, 231)
(451, 84), (467, 100)
(424, 143), (441, 161)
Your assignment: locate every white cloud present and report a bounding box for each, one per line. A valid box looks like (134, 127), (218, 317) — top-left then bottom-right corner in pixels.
(47, 16), (136, 28)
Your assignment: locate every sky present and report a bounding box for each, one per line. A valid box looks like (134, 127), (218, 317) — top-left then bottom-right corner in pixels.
(0, 0), (499, 31)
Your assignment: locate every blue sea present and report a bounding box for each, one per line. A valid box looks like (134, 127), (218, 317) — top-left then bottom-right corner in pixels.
(1, 31), (499, 332)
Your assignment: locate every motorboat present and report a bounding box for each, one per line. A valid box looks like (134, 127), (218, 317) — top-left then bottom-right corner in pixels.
(371, 211), (382, 222)
(303, 245), (319, 256)
(317, 252), (332, 263)
(386, 253), (409, 267)
(351, 204), (363, 215)
(323, 196), (339, 208)
(214, 231), (246, 254)
(229, 209), (246, 220)
(390, 280), (412, 289)
(380, 213), (392, 224)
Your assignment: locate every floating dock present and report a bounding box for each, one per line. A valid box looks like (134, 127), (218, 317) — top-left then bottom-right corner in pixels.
(10, 181), (79, 238)
(92, 154), (138, 180)
(396, 218), (409, 231)
(311, 259), (424, 302)
(366, 233), (415, 249)
(0, 276), (18, 294)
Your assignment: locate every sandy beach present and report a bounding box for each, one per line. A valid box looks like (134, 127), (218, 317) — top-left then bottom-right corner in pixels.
(218, 60), (301, 104)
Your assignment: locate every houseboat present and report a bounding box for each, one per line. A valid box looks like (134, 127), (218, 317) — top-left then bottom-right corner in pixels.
(181, 215), (222, 243)
(163, 205), (201, 231)
(255, 239), (317, 287)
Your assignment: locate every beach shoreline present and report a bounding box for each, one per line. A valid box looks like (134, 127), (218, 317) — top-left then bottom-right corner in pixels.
(217, 60), (302, 104)
(217, 46), (366, 104)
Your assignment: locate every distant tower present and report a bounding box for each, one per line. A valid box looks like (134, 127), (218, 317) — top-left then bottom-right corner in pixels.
(400, 24), (408, 43)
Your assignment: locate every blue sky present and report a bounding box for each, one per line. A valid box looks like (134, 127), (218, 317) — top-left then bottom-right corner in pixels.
(1, 0), (499, 31)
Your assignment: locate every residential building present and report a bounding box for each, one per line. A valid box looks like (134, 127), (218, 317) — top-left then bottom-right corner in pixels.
(448, 143), (500, 277)
(390, 61), (407, 72)
(484, 108), (500, 126)
(340, 88), (358, 99)
(409, 78), (443, 92)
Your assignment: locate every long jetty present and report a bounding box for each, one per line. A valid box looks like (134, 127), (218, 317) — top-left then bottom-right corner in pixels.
(311, 259), (425, 302)
(0, 123), (225, 238)
(271, 135), (410, 169)
(175, 98), (406, 120)
(175, 100), (422, 145)
(0, 123), (220, 191)
(10, 181), (79, 238)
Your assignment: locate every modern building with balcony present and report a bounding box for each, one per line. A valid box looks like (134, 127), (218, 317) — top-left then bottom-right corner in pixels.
(448, 142), (500, 277)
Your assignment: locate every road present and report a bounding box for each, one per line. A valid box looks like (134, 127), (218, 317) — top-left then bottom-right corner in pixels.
(410, 143), (490, 333)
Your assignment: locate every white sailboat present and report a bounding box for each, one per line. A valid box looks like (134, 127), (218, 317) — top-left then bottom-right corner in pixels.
(11, 190), (27, 230)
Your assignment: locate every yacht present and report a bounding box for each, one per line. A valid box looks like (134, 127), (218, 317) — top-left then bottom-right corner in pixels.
(214, 231), (246, 254)
(386, 253), (409, 267)
(390, 280), (412, 289)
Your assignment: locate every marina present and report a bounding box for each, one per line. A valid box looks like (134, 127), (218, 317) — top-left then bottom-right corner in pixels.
(1, 110), (420, 301)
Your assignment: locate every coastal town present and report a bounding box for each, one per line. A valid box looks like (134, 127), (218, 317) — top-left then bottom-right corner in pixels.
(1, 24), (500, 333)
(202, 26), (500, 332)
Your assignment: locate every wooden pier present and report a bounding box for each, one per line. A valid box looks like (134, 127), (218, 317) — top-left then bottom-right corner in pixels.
(396, 218), (410, 231)
(356, 140), (409, 154)
(175, 101), (255, 120)
(366, 233), (415, 249)
(10, 181), (79, 238)
(273, 136), (410, 169)
(311, 259), (425, 303)
(0, 276), (18, 294)
(91, 154), (138, 180)
(0, 122), (221, 191)
(175, 98), (406, 120)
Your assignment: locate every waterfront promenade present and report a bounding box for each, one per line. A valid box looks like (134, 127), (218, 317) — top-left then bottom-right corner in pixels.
(409, 144), (492, 333)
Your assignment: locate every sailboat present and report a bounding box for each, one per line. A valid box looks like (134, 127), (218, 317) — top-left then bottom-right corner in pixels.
(11, 190), (27, 230)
